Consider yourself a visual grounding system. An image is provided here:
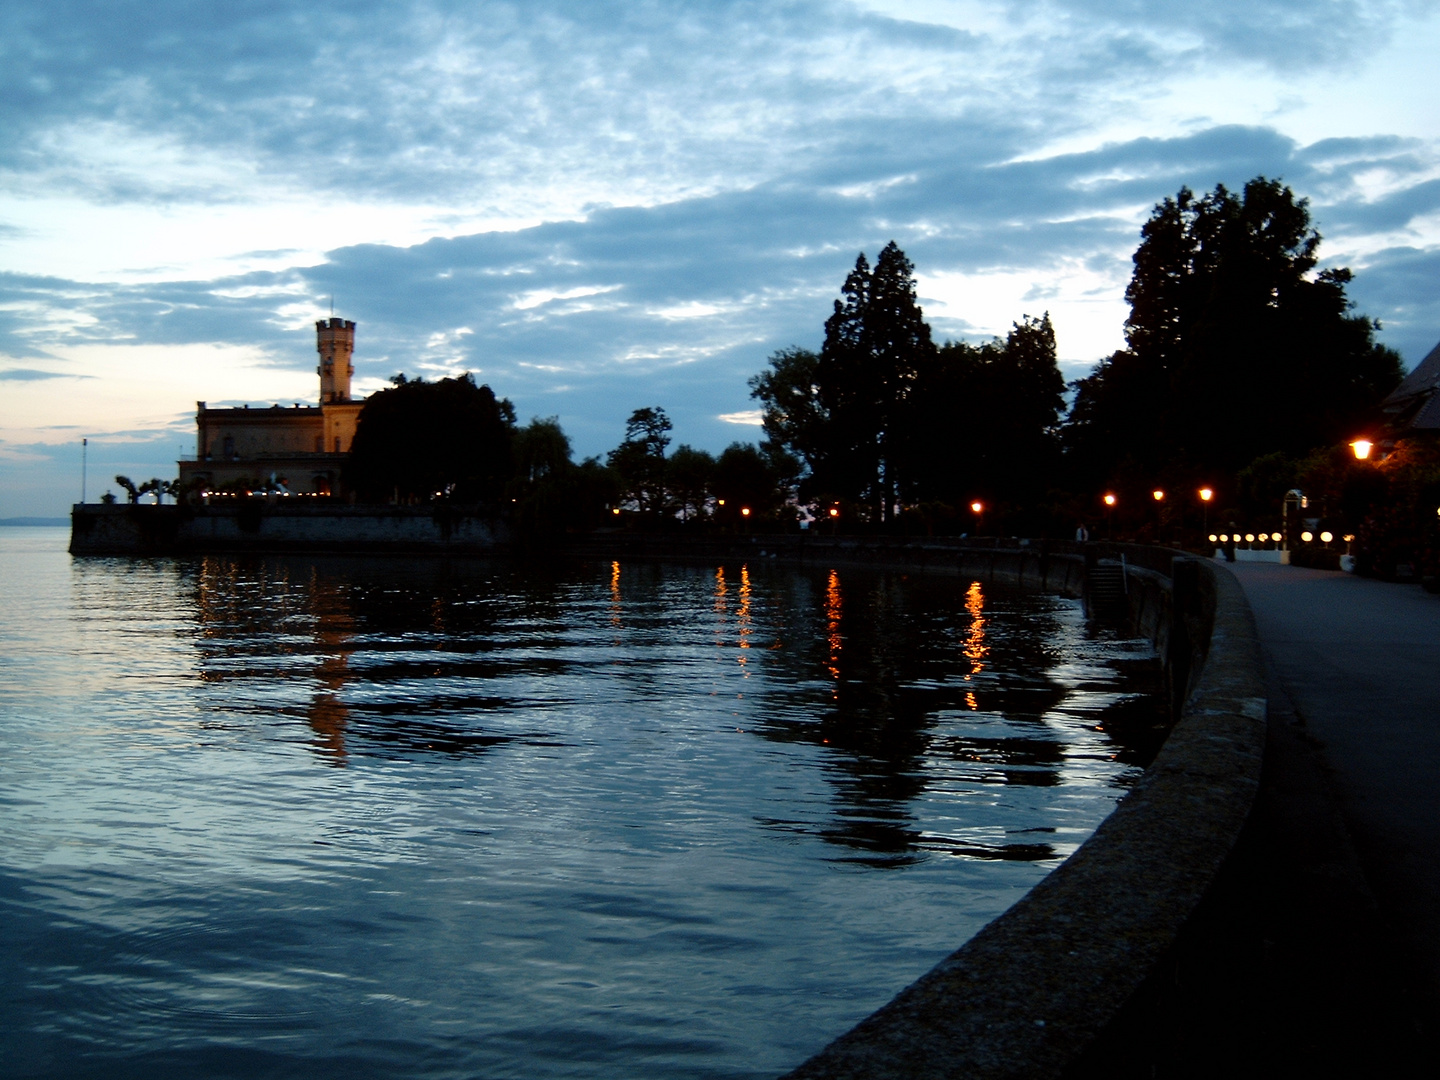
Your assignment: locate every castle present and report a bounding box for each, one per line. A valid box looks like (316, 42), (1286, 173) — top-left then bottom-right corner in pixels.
(178, 318), (366, 496)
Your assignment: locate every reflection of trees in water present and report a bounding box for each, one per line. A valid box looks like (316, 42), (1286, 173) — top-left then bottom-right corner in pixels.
(177, 555), (1164, 859)
(184, 555), (570, 763)
(749, 567), (1164, 867)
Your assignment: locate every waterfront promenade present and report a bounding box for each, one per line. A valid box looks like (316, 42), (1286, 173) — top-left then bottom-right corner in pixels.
(1078, 561), (1438, 1076)
(1233, 563), (1440, 1005)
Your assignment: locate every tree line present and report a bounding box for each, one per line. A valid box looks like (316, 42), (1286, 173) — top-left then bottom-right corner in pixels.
(337, 175), (1406, 544)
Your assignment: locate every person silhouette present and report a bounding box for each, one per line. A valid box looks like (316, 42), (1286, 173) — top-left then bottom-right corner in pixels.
(1075, 523), (1090, 542)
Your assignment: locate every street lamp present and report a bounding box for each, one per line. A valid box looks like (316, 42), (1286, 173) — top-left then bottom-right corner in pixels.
(1102, 492), (1116, 539)
(1282, 489), (1306, 553)
(1198, 487), (1213, 546)
(1350, 439), (1373, 461)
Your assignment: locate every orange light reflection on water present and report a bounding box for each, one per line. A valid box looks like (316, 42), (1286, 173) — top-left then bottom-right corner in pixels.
(609, 560), (622, 631)
(962, 580), (987, 710)
(738, 564), (751, 673)
(825, 568), (842, 690)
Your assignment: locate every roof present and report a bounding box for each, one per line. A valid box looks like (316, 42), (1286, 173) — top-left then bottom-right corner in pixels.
(1382, 338), (1440, 431)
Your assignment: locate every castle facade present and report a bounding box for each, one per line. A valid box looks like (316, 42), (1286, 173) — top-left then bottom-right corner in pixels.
(178, 318), (366, 496)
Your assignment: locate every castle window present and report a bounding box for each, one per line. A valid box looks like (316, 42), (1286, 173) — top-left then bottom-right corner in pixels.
(223, 436), (236, 459)
(334, 437), (342, 453)
(315, 436), (323, 452)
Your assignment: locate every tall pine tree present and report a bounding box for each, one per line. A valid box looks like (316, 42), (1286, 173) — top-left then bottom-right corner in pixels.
(815, 242), (937, 520)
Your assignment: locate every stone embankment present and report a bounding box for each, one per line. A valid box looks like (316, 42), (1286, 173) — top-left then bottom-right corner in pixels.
(68, 502), (508, 555)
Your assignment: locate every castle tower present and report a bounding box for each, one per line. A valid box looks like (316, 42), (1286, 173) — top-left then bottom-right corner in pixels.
(316, 317), (355, 403)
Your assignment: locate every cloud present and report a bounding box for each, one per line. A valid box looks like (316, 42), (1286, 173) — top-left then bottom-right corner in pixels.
(2, 0), (1418, 219)
(0, 367), (88, 380)
(1346, 244), (1440, 365)
(6, 122), (1437, 454)
(718, 410), (764, 426)
(2, 1), (1436, 515)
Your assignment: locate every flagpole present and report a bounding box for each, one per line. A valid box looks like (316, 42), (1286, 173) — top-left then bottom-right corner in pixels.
(81, 438), (88, 504)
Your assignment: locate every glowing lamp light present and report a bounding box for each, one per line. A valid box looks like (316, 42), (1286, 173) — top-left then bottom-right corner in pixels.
(1245, 533), (1255, 543)
(1344, 534), (1355, 542)
(1350, 439), (1373, 461)
(1208, 533), (1218, 543)
(1152, 489), (1165, 501)
(741, 507), (751, 517)
(1320, 530), (1333, 543)
(1199, 488), (1214, 502)
(829, 507), (839, 518)
(1257, 533), (1268, 542)
(612, 508), (621, 515)
(970, 501), (984, 514)
(717, 499), (725, 506)
(1219, 533), (1229, 542)
(1103, 493), (1116, 507)
(1301, 530), (1314, 543)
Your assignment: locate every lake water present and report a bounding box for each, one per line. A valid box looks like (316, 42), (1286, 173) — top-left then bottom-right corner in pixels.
(0, 527), (1164, 1079)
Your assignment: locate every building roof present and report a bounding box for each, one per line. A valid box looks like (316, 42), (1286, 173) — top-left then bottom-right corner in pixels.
(1382, 338), (1440, 432)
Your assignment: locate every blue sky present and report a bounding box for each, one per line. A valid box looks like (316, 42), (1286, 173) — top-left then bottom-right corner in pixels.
(2, 0), (1438, 516)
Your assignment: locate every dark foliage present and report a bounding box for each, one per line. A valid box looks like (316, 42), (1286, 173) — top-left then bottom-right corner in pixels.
(751, 245), (1064, 532)
(908, 314), (1066, 530)
(607, 406), (673, 517)
(1065, 178), (1403, 490)
(506, 417), (618, 536)
(712, 442), (789, 524)
(667, 444), (716, 522)
(814, 242), (938, 520)
(344, 374), (516, 503)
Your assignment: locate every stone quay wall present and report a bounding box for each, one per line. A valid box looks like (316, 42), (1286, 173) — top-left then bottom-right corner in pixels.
(68, 502), (510, 555)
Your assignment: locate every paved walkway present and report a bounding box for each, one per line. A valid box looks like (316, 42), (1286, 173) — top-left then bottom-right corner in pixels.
(1072, 562), (1437, 1076)
(1230, 560), (1440, 1009)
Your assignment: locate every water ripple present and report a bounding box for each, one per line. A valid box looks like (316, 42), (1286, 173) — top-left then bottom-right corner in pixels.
(0, 530), (1166, 1078)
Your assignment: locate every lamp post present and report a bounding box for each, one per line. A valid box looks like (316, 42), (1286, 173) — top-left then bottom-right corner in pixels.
(1198, 487), (1213, 548)
(970, 500), (984, 536)
(1103, 492), (1116, 539)
(1152, 488), (1165, 541)
(1281, 489), (1306, 553)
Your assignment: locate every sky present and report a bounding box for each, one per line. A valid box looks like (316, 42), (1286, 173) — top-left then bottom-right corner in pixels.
(2, 0), (1438, 517)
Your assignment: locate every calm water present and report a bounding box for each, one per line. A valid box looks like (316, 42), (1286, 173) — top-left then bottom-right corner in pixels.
(0, 528), (1164, 1079)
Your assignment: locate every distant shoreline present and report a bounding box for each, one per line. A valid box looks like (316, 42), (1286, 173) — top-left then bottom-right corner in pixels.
(0, 517), (69, 527)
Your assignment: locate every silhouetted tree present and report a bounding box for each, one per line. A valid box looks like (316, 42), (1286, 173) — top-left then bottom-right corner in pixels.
(607, 406), (673, 517)
(344, 374), (516, 503)
(909, 314), (1065, 529)
(712, 442), (787, 524)
(1065, 178), (1402, 489)
(815, 242), (937, 520)
(114, 475), (139, 504)
(667, 444), (716, 522)
(507, 417), (619, 536)
(748, 347), (826, 475)
(511, 417), (572, 487)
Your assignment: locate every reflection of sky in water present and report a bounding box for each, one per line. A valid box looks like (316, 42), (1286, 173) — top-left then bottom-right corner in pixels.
(0, 529), (1165, 1079)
